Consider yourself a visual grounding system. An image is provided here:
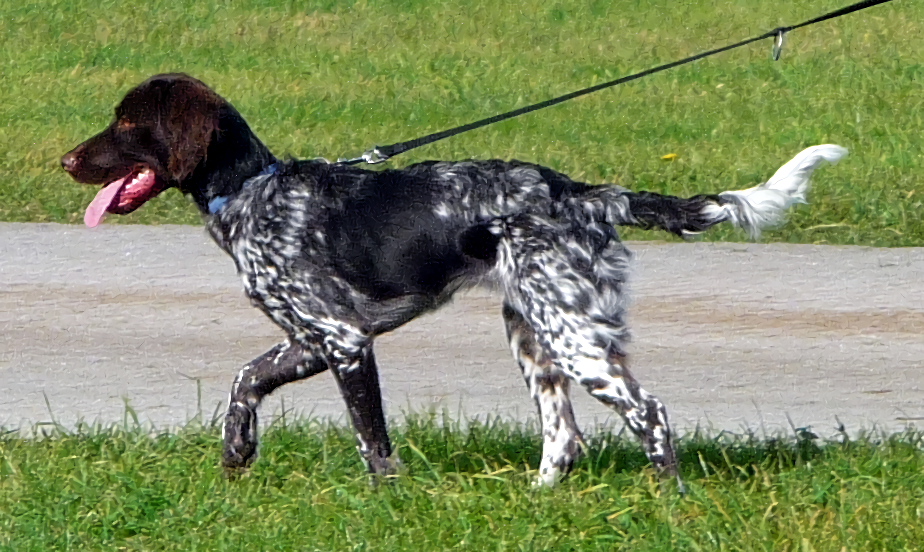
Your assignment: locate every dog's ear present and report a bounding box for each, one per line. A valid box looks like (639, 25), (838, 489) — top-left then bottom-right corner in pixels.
(163, 81), (221, 182)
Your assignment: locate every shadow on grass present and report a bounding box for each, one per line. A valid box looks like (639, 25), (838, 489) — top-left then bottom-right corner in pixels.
(5, 408), (924, 489)
(247, 411), (924, 486)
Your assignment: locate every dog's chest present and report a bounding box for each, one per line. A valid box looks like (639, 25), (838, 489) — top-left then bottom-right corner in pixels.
(208, 195), (358, 329)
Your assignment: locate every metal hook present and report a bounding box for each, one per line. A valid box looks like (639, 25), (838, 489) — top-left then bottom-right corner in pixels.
(771, 29), (786, 61)
(337, 146), (390, 165)
(361, 147), (390, 164)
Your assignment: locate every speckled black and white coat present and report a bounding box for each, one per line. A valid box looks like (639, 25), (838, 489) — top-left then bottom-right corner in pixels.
(208, 159), (695, 484)
(61, 74), (847, 488)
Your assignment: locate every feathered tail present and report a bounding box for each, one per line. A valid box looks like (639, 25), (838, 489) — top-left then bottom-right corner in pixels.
(701, 144), (848, 237)
(601, 145), (848, 238)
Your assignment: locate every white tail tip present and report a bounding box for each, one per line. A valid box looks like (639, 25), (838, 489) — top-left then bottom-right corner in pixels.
(715, 144), (848, 238)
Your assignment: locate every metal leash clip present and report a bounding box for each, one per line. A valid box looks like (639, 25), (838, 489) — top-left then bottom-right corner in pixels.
(771, 29), (787, 61)
(337, 146), (390, 165)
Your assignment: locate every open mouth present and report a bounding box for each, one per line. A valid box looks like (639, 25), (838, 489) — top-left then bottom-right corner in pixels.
(84, 168), (167, 227)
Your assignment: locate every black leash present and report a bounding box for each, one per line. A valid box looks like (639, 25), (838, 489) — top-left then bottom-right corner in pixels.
(338, 0), (897, 165)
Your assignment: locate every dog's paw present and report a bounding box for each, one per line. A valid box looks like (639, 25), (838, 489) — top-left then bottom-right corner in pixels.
(532, 465), (561, 489)
(363, 450), (405, 488)
(386, 450), (405, 474)
(221, 402), (259, 470)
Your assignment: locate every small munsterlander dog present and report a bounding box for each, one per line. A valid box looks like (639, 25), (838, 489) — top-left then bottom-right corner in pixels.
(61, 73), (846, 488)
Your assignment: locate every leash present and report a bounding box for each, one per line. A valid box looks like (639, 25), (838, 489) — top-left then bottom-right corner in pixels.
(338, 0), (897, 166)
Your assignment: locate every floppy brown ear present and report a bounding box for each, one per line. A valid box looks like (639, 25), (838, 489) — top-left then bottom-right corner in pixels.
(163, 82), (221, 182)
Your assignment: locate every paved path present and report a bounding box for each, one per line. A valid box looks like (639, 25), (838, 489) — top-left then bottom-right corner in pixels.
(3, 223), (924, 438)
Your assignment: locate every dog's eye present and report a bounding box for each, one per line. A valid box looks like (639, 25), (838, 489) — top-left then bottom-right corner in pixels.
(117, 119), (135, 131)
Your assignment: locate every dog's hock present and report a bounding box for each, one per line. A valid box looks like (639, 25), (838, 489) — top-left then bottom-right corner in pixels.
(709, 144), (848, 238)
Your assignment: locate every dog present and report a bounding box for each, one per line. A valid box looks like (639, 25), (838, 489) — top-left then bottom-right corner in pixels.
(61, 73), (846, 488)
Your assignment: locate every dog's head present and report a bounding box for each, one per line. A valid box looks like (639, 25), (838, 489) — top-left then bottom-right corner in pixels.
(61, 73), (233, 226)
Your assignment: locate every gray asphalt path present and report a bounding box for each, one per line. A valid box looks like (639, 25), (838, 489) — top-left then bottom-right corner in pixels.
(3, 222), (924, 438)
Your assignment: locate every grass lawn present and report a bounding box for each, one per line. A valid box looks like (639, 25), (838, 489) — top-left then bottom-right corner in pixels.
(2, 416), (924, 550)
(1, 0), (920, 245)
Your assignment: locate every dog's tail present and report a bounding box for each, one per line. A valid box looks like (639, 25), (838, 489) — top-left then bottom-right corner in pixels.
(595, 145), (848, 238)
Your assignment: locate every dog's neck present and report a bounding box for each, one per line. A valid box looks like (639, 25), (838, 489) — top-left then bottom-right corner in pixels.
(184, 107), (277, 216)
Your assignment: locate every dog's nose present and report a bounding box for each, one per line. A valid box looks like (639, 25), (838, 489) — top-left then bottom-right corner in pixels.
(60, 151), (79, 173)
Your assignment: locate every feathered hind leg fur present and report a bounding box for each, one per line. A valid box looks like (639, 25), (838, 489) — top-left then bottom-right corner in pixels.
(495, 214), (682, 490)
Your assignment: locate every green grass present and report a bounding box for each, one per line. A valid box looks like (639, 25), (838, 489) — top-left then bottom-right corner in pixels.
(1, 0), (920, 245)
(2, 416), (924, 550)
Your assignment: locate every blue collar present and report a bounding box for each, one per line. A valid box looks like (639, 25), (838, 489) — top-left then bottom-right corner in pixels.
(208, 163), (279, 214)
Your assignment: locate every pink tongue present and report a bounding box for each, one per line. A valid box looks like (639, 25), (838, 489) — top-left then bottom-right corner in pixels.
(84, 176), (129, 227)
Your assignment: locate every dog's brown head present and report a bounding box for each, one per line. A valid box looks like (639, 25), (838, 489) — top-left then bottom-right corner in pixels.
(61, 73), (273, 226)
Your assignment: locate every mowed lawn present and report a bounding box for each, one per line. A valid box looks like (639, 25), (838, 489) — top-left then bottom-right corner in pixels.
(1, 0), (920, 245)
(2, 417), (924, 550)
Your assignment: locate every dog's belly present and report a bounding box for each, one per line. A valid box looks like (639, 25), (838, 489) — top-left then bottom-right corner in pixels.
(222, 227), (485, 339)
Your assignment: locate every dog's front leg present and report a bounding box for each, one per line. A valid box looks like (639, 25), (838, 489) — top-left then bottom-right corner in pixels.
(222, 339), (328, 469)
(328, 341), (397, 476)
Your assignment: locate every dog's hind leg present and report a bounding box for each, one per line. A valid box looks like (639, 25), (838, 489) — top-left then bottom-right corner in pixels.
(496, 214), (682, 490)
(222, 339), (328, 469)
(530, 325), (681, 488)
(539, 332), (682, 490)
(570, 352), (682, 491)
(503, 303), (584, 487)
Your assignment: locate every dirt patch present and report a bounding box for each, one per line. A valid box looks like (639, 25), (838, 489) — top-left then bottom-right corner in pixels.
(4, 223), (924, 440)
(634, 296), (924, 336)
